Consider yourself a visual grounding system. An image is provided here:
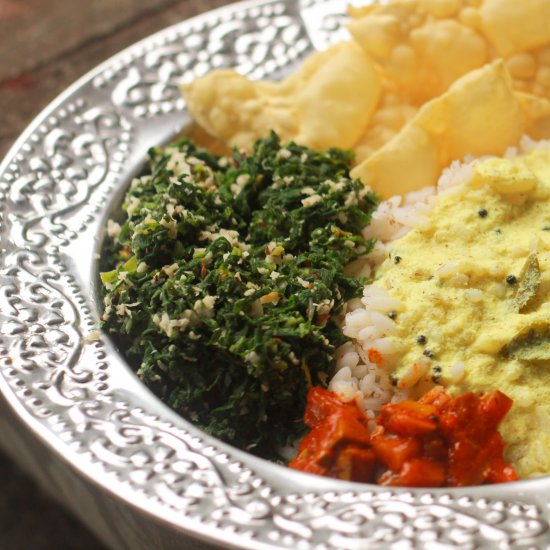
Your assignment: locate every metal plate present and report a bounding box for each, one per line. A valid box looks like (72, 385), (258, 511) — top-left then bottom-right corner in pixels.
(1, 0), (549, 548)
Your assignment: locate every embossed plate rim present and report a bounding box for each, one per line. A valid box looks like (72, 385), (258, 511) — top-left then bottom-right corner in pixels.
(1, 0), (549, 548)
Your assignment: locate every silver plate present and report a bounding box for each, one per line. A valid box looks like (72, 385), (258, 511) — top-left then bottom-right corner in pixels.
(1, 0), (550, 548)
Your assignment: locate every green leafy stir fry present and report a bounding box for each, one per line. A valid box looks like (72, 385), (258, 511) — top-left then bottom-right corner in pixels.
(101, 132), (378, 455)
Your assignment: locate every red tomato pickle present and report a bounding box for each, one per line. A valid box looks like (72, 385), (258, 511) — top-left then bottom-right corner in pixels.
(289, 387), (519, 486)
(289, 387), (374, 481)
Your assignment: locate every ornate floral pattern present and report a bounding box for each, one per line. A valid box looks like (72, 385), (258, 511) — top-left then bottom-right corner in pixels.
(101, 1), (312, 119)
(0, 0), (549, 548)
(3, 99), (131, 247)
(0, 248), (100, 416)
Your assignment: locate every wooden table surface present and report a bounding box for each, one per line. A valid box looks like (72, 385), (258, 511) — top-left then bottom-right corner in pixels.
(0, 1), (234, 547)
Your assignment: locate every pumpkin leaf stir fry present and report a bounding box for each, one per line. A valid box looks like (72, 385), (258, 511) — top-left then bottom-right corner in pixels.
(101, 133), (378, 454)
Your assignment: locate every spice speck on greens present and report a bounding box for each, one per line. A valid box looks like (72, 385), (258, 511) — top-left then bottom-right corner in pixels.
(100, 132), (378, 456)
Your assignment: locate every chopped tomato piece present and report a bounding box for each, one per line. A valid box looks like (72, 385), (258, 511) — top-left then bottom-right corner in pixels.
(396, 459), (446, 487)
(370, 433), (421, 471)
(419, 387), (452, 411)
(378, 400), (439, 436)
(334, 447), (376, 482)
(312, 411), (371, 469)
(438, 391), (478, 435)
(447, 432), (507, 486)
(378, 458), (446, 487)
(421, 435), (447, 463)
(477, 390), (513, 433)
(303, 386), (349, 426)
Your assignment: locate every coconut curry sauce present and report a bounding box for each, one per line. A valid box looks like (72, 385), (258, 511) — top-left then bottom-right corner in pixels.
(376, 148), (550, 478)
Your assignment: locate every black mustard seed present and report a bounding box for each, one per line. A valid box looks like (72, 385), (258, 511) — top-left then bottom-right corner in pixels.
(478, 208), (488, 218)
(506, 274), (517, 285)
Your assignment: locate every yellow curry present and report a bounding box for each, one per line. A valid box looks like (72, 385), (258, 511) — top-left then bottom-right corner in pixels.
(376, 148), (550, 478)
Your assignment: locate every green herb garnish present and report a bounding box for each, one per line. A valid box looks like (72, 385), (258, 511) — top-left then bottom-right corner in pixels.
(101, 132), (378, 456)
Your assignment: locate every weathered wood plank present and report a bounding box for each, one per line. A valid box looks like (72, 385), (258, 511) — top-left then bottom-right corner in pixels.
(0, 0), (182, 81)
(0, 451), (108, 549)
(0, 0), (233, 157)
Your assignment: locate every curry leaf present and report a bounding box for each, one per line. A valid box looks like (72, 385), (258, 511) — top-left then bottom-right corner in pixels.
(501, 323), (550, 362)
(514, 253), (541, 312)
